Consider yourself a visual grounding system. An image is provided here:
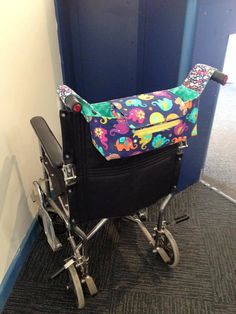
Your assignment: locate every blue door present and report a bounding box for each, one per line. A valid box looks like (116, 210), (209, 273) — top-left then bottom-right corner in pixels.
(55, 0), (186, 101)
(55, 0), (236, 190)
(178, 0), (236, 189)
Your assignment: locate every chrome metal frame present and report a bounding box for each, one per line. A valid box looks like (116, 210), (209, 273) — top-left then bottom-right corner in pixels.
(125, 192), (175, 264)
(32, 141), (188, 308)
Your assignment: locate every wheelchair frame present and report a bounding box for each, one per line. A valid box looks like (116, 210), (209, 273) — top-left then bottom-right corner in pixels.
(31, 115), (189, 309)
(30, 64), (227, 309)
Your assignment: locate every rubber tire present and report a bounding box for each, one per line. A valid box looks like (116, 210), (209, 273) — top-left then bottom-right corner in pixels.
(160, 228), (180, 268)
(38, 211), (66, 234)
(68, 264), (85, 309)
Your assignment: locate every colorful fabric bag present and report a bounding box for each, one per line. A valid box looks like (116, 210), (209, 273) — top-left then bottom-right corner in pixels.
(57, 64), (215, 160)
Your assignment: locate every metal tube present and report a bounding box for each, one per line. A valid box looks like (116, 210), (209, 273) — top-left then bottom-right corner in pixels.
(157, 193), (173, 230)
(76, 219), (108, 251)
(48, 197), (70, 229)
(126, 216), (155, 246)
(40, 145), (51, 197)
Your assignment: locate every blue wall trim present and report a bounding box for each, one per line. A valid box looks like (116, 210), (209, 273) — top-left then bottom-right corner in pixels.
(0, 218), (40, 312)
(178, 0), (198, 85)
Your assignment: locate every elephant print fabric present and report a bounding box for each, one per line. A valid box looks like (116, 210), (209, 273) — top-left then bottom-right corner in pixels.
(89, 91), (199, 160)
(57, 64), (216, 160)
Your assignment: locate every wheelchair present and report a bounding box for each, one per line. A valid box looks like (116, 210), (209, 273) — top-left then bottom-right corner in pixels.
(30, 64), (227, 309)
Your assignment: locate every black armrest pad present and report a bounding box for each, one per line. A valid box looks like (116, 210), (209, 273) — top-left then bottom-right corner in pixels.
(30, 116), (63, 168)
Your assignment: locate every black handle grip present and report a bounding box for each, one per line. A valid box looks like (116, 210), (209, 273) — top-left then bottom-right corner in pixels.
(211, 70), (228, 85)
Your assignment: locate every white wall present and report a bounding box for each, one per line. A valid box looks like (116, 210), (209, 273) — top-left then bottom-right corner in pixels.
(0, 0), (62, 283)
(223, 33), (236, 83)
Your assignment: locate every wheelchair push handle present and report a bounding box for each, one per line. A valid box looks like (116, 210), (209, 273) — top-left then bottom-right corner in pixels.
(211, 70), (228, 85)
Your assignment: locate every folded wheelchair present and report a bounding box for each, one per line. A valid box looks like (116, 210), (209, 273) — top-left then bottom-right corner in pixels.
(31, 64), (227, 309)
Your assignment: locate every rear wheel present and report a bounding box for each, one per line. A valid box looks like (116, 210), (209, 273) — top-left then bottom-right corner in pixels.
(38, 210), (66, 234)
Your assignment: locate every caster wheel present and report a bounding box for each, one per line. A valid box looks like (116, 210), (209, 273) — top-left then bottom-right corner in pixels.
(157, 228), (180, 268)
(67, 264), (85, 309)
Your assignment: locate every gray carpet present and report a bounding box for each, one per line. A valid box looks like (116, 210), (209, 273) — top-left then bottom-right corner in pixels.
(203, 83), (236, 200)
(3, 183), (236, 314)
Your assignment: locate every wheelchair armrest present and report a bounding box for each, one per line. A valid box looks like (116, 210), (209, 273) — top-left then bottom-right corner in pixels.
(30, 116), (63, 168)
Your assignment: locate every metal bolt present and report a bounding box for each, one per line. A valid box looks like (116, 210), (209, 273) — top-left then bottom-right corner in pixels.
(65, 154), (70, 159)
(61, 113), (66, 118)
(68, 189), (72, 193)
(50, 173), (54, 177)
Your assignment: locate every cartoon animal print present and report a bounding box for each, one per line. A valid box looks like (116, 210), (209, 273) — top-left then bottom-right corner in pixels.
(115, 137), (138, 151)
(125, 98), (147, 107)
(184, 100), (193, 110)
(186, 107), (198, 124)
(111, 109), (122, 119)
(172, 136), (187, 144)
(152, 134), (170, 149)
(112, 102), (123, 109)
(138, 94), (154, 101)
(92, 139), (105, 156)
(149, 112), (165, 124)
(166, 113), (179, 121)
(152, 98), (173, 111)
(174, 121), (188, 136)
(175, 98), (192, 115)
(191, 123), (197, 136)
(127, 109), (145, 124)
(94, 127), (108, 150)
(106, 153), (120, 160)
(110, 118), (129, 136)
(135, 133), (152, 150)
(100, 117), (108, 124)
(175, 97), (183, 106)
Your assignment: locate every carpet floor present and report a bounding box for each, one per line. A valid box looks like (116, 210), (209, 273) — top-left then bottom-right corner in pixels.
(3, 183), (236, 314)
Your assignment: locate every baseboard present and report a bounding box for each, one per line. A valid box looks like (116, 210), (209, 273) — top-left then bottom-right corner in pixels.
(0, 218), (40, 313)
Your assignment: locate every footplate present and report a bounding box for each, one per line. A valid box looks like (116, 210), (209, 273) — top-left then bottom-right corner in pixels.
(84, 275), (98, 296)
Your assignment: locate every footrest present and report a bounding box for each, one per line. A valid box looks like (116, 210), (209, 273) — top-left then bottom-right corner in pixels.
(167, 214), (189, 226)
(174, 214), (189, 224)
